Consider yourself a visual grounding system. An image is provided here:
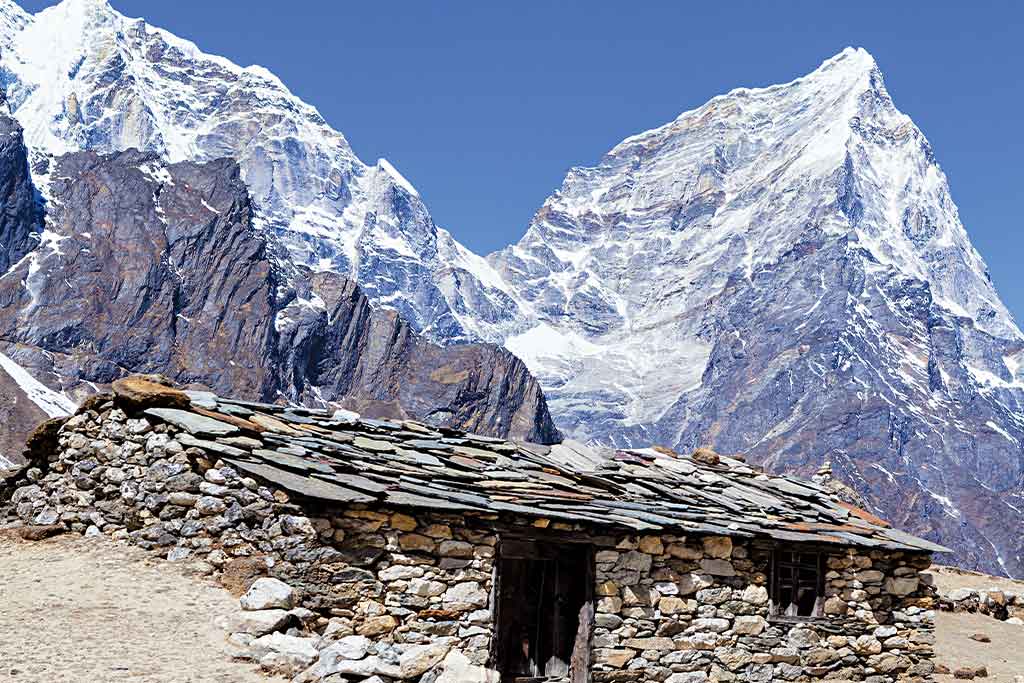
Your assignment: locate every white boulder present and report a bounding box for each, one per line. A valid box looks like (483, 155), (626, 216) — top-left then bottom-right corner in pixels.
(240, 577), (296, 611)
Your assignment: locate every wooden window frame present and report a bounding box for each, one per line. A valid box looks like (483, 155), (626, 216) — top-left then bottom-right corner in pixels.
(768, 546), (826, 623)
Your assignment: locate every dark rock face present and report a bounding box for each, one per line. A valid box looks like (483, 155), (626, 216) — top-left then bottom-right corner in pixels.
(637, 232), (1024, 577)
(0, 117), (559, 460)
(0, 112), (38, 275)
(0, 113), (48, 469)
(286, 272), (557, 441)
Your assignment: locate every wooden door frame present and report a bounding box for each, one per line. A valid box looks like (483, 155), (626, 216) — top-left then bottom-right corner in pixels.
(491, 535), (596, 683)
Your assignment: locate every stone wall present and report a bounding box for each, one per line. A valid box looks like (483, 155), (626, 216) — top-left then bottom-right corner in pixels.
(587, 536), (936, 682)
(2, 398), (938, 682)
(3, 401), (501, 679)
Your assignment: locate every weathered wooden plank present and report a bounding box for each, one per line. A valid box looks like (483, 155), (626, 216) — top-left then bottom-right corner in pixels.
(570, 596), (594, 683)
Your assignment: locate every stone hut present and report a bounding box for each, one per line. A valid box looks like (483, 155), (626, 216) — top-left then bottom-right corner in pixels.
(1, 378), (949, 683)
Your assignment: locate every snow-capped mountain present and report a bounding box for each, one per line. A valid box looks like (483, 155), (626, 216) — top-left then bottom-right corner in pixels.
(495, 48), (1019, 439)
(0, 0), (514, 342)
(0, 108), (559, 462)
(0, 0), (557, 466)
(491, 48), (1024, 575)
(1, 0), (1021, 576)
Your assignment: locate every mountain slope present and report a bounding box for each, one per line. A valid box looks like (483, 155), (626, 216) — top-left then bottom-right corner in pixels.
(0, 0), (517, 343)
(0, 108), (558, 466)
(489, 48), (1024, 576)
(1, 0), (1019, 576)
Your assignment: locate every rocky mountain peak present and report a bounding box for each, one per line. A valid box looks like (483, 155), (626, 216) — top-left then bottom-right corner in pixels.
(0, 0), (516, 347)
(488, 49), (1024, 576)
(0, 0), (29, 25)
(1, 2), (1021, 577)
(38, 0), (116, 23)
(0, 109), (560, 465)
(0, 0), (27, 49)
(810, 46), (880, 85)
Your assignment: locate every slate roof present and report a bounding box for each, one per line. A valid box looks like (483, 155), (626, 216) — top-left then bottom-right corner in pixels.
(137, 389), (949, 554)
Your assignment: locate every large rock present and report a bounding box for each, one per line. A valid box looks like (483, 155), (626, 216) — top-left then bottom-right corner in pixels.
(299, 639), (400, 681)
(443, 582), (489, 611)
(247, 633), (318, 675)
(111, 376), (190, 411)
(884, 576), (920, 597)
(433, 650), (500, 683)
(399, 641), (453, 678)
(326, 636), (371, 661)
(219, 609), (292, 636)
(240, 578), (296, 611)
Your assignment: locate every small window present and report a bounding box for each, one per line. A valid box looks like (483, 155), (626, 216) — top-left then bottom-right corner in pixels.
(495, 539), (593, 683)
(771, 549), (824, 619)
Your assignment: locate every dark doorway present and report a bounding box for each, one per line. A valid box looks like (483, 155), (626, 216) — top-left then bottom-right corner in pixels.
(495, 538), (594, 683)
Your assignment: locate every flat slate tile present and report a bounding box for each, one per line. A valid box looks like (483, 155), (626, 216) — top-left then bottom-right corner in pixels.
(143, 408), (239, 437)
(224, 458), (375, 504)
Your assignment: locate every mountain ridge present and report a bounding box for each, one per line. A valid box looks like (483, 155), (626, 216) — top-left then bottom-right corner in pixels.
(484, 45), (1024, 575)
(0, 0), (516, 344)
(0, 102), (560, 467)
(0, 0), (1021, 576)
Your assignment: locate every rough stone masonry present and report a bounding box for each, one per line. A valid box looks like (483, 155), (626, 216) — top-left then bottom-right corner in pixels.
(0, 380), (944, 682)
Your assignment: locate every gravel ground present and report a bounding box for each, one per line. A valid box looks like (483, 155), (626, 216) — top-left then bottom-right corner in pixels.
(2, 539), (1022, 681)
(926, 565), (1024, 681)
(0, 532), (277, 682)
(935, 611), (1024, 681)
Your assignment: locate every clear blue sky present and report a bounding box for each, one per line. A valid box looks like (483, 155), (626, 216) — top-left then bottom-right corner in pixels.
(20, 1), (1024, 320)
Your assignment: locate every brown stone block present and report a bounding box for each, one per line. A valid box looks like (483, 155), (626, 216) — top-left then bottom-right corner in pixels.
(416, 609), (459, 620)
(112, 375), (190, 411)
(219, 556), (269, 596)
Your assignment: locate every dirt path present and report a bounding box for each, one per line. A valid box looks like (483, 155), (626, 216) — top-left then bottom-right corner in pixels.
(3, 539), (1022, 682)
(927, 564), (1024, 596)
(0, 533), (276, 682)
(935, 611), (1024, 681)
(927, 566), (1024, 682)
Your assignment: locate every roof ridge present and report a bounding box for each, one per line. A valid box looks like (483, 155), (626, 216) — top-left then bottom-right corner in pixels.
(87, 375), (950, 554)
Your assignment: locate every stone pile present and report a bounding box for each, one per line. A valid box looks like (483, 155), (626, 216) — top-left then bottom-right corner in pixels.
(938, 586), (1024, 625)
(221, 576), (475, 681)
(224, 573), (478, 683)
